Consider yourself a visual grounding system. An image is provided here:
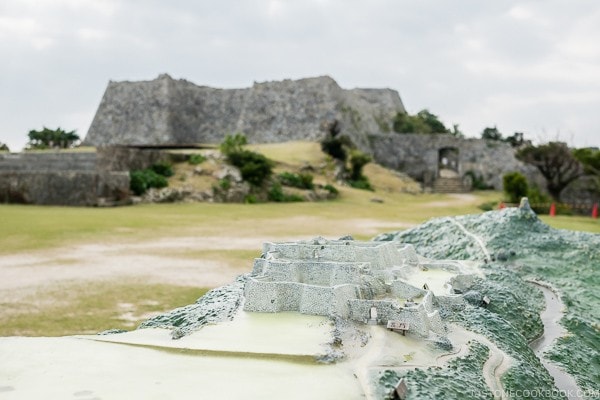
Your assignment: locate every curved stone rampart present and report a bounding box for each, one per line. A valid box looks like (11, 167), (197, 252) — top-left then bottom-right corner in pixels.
(244, 237), (471, 339)
(84, 74), (405, 150)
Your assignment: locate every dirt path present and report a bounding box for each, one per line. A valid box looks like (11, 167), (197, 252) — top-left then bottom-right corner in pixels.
(0, 217), (414, 307)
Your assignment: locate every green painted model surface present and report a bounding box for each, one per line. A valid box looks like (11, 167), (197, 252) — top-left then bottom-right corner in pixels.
(375, 200), (599, 398)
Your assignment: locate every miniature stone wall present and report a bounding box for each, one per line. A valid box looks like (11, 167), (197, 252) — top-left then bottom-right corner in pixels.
(261, 239), (401, 270)
(243, 279), (358, 317)
(245, 238), (463, 339)
(391, 280), (426, 299)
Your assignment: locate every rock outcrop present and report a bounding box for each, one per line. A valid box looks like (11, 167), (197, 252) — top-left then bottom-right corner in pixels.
(83, 74), (405, 150)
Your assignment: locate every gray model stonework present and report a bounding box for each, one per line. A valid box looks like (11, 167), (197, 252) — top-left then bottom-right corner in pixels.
(244, 237), (461, 338)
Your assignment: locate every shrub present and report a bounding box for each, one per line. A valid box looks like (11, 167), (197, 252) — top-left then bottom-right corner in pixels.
(227, 150), (273, 186)
(218, 178), (231, 190)
(503, 172), (528, 203)
(220, 133), (247, 155)
(278, 172), (314, 190)
(151, 162), (174, 177)
(219, 134), (273, 186)
(188, 154), (206, 165)
(130, 169), (168, 195)
(267, 182), (304, 202)
(526, 185), (552, 214)
(348, 177), (374, 191)
(244, 194), (258, 204)
(324, 184), (339, 195)
(478, 201), (498, 211)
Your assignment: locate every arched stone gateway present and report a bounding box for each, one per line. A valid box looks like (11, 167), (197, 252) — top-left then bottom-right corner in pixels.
(438, 147), (459, 178)
(433, 146), (470, 193)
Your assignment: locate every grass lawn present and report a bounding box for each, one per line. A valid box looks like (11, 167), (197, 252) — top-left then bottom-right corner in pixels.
(1, 142), (597, 336)
(0, 281), (207, 336)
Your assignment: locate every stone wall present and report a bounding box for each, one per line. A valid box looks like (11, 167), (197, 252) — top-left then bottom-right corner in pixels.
(83, 74), (405, 151)
(0, 150), (130, 206)
(0, 170), (129, 206)
(96, 146), (171, 171)
(367, 133), (544, 189)
(0, 152), (97, 172)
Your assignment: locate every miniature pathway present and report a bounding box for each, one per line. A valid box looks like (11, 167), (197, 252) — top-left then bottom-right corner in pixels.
(448, 217), (491, 261)
(447, 324), (512, 400)
(450, 217), (582, 399)
(528, 281), (581, 400)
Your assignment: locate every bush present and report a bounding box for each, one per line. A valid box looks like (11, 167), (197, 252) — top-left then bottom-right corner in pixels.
(503, 172), (528, 203)
(130, 169), (168, 195)
(220, 133), (247, 155)
(278, 172), (314, 190)
(244, 194), (258, 204)
(526, 185), (551, 214)
(219, 134), (273, 187)
(478, 201), (498, 211)
(227, 150), (273, 186)
(267, 182), (304, 202)
(151, 162), (174, 177)
(218, 178), (231, 190)
(324, 184), (339, 195)
(348, 177), (374, 191)
(188, 154), (206, 165)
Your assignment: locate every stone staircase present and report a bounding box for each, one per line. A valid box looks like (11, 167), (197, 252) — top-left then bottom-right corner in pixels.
(433, 177), (469, 193)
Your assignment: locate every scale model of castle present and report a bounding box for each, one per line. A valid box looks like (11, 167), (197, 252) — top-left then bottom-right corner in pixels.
(244, 237), (468, 338)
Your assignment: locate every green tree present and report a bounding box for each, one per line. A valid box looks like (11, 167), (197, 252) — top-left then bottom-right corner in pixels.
(392, 109), (449, 134)
(516, 142), (583, 201)
(503, 172), (529, 203)
(349, 150), (372, 181)
(0, 142), (9, 152)
(27, 127), (80, 149)
(573, 147), (600, 176)
(505, 132), (526, 148)
(416, 109), (449, 133)
(481, 126), (503, 141)
(573, 147), (600, 197)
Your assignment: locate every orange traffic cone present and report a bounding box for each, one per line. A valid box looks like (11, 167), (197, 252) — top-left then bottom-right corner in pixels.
(592, 203), (598, 219)
(498, 202), (506, 209)
(549, 203), (556, 217)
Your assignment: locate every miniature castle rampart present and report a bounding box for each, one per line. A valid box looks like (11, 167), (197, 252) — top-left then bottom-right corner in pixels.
(244, 237), (460, 338)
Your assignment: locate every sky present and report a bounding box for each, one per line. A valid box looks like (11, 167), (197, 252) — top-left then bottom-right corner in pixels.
(1, 0), (599, 151)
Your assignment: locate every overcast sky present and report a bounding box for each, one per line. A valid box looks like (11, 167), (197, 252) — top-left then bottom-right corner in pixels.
(1, 0), (599, 151)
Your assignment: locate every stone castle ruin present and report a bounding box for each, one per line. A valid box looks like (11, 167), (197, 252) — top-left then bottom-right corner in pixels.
(82, 74), (539, 192)
(244, 237), (471, 338)
(0, 74), (542, 205)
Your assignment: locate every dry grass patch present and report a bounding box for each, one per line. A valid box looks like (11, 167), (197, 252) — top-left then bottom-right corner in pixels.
(0, 281), (207, 336)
